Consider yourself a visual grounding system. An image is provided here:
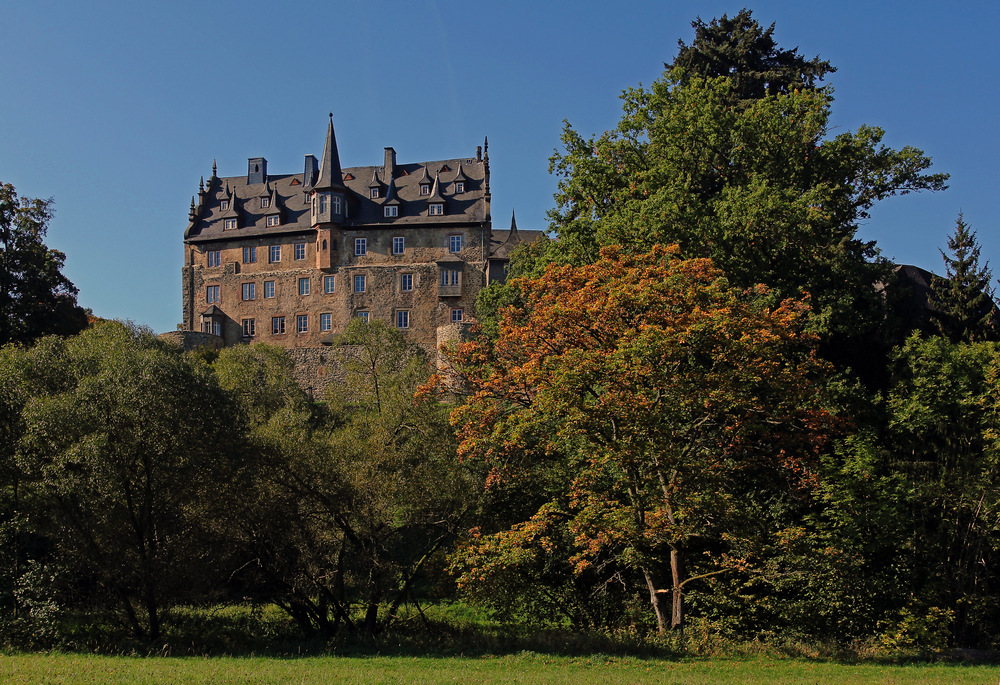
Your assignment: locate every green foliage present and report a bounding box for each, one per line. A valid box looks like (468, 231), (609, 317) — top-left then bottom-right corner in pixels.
(0, 183), (88, 346)
(929, 214), (998, 343)
(668, 9), (835, 102)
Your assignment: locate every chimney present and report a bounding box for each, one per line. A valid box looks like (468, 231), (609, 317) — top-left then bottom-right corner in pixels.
(247, 157), (267, 185)
(303, 154), (318, 187)
(384, 147), (396, 181)
(476, 145), (482, 162)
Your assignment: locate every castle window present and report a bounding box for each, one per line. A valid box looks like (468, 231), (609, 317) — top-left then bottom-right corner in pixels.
(396, 310), (410, 329)
(260, 197), (270, 209)
(384, 205), (398, 218)
(266, 215), (280, 227)
(318, 194), (329, 214)
(392, 236), (404, 254)
(332, 196), (342, 213)
(429, 203), (444, 216)
(294, 243), (306, 260)
(297, 315), (308, 333)
(440, 269), (460, 286)
(242, 318), (256, 337)
(243, 246), (257, 263)
(272, 316), (285, 335)
(242, 282), (256, 301)
(355, 238), (367, 256)
(455, 181), (465, 193)
(264, 280), (275, 298)
(356, 311), (370, 323)
(269, 245), (281, 263)
(370, 188), (379, 199)
(449, 235), (463, 253)
(224, 218), (238, 230)
(212, 321), (222, 336)
(420, 184), (430, 195)
(324, 275), (336, 293)
(207, 250), (221, 267)
(320, 313), (332, 332)
(400, 273), (413, 292)
(206, 285), (220, 303)
(298, 277), (310, 296)
(451, 308), (464, 323)
(220, 200), (229, 210)
(354, 275), (366, 292)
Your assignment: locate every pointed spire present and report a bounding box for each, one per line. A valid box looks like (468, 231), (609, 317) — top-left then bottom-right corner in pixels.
(189, 197), (196, 219)
(417, 166), (431, 185)
(264, 184), (282, 216)
(198, 177), (205, 193)
(383, 176), (400, 205)
(428, 173), (445, 202)
(453, 162), (468, 183)
(510, 208), (518, 233)
(314, 113), (346, 191)
(367, 167), (381, 189)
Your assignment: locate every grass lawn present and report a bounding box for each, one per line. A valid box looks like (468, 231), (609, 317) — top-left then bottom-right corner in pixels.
(1, 653), (997, 684)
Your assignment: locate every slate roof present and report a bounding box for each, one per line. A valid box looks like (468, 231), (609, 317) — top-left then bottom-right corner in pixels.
(186, 148), (489, 244)
(489, 229), (546, 260)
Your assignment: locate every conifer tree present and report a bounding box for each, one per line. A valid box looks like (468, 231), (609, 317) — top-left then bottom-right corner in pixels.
(930, 213), (998, 343)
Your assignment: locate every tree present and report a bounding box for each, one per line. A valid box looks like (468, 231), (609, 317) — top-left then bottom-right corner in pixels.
(16, 322), (242, 640)
(929, 213), (998, 343)
(0, 183), (87, 346)
(447, 246), (833, 632)
(668, 9), (836, 102)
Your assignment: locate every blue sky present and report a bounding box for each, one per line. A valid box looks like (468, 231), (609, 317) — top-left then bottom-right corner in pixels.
(1, 1), (996, 333)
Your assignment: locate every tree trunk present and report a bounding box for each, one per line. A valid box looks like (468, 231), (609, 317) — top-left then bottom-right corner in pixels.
(671, 548), (684, 632)
(643, 568), (671, 633)
(643, 549), (685, 633)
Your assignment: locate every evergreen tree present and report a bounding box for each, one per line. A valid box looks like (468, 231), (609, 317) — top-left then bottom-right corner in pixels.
(930, 213), (998, 342)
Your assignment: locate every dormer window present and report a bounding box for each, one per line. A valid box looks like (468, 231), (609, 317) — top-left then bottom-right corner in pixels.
(224, 218), (237, 230)
(370, 188), (379, 199)
(429, 203), (444, 216)
(220, 200), (230, 210)
(385, 205), (398, 218)
(420, 184), (430, 195)
(260, 197), (270, 208)
(266, 215), (280, 227)
(455, 181), (465, 194)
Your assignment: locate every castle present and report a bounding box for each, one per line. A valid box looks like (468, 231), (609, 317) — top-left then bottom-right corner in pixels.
(181, 116), (538, 364)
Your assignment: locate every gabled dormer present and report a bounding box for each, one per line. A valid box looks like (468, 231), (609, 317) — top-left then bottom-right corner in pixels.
(417, 166), (432, 196)
(367, 168), (382, 199)
(311, 114), (347, 227)
(220, 184), (240, 230)
(427, 173), (446, 216)
(263, 184), (283, 227)
(382, 177), (401, 218)
(452, 162), (469, 194)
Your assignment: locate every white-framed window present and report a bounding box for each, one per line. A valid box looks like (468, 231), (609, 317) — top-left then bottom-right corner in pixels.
(269, 245), (281, 263)
(260, 197), (270, 208)
(243, 246), (256, 263)
(396, 310), (410, 329)
(220, 200), (229, 210)
(272, 316), (285, 334)
(296, 314), (308, 333)
(440, 269), (460, 286)
(242, 318), (256, 337)
(384, 205), (398, 217)
(370, 188), (379, 199)
(449, 235), (463, 253)
(206, 285), (220, 303)
(294, 243), (306, 260)
(455, 181), (465, 193)
(224, 218), (238, 230)
(318, 194), (329, 214)
(332, 196), (342, 213)
(429, 203), (444, 216)
(392, 236), (405, 255)
(324, 275), (336, 293)
(400, 273), (413, 292)
(420, 184), (430, 195)
(356, 311), (370, 323)
(212, 321), (222, 336)
(207, 250), (221, 267)
(320, 313), (332, 331)
(354, 275), (366, 292)
(266, 215), (280, 227)
(298, 277), (310, 296)
(451, 308), (464, 323)
(242, 282), (256, 301)
(355, 237), (367, 256)
(264, 280), (275, 298)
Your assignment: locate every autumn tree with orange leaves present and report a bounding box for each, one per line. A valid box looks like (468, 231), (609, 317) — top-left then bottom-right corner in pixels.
(445, 246), (834, 632)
